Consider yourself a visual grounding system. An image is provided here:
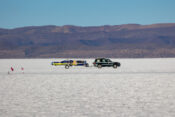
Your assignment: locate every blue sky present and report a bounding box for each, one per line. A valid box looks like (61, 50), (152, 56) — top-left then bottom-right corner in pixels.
(0, 0), (175, 29)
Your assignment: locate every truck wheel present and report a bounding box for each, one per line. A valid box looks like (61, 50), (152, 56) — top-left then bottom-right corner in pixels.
(97, 64), (102, 68)
(85, 64), (89, 67)
(113, 64), (117, 69)
(65, 65), (69, 69)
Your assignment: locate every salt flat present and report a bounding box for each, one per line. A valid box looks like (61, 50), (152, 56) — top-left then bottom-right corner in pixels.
(0, 58), (175, 117)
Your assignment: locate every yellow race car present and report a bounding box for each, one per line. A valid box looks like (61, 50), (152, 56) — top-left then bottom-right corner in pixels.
(51, 60), (89, 69)
(51, 60), (73, 66)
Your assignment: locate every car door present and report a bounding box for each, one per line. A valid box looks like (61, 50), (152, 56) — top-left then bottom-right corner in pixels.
(107, 59), (113, 66)
(102, 59), (109, 67)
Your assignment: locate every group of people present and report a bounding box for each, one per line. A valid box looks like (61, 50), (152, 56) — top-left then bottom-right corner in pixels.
(8, 67), (24, 74)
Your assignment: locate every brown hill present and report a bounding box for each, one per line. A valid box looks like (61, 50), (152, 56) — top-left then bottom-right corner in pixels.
(0, 23), (175, 58)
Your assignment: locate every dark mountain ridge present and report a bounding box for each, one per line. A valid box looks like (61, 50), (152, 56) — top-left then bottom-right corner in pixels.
(0, 23), (175, 58)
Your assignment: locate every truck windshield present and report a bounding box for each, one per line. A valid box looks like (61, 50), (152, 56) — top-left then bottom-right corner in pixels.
(107, 59), (112, 62)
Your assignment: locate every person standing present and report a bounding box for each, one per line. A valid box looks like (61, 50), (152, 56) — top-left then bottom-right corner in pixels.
(8, 67), (14, 74)
(21, 67), (24, 74)
(11, 67), (14, 72)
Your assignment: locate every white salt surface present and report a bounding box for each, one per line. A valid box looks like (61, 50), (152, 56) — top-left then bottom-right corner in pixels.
(0, 58), (175, 117)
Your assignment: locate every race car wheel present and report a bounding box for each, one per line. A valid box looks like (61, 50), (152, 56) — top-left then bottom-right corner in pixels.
(85, 64), (89, 67)
(65, 65), (70, 69)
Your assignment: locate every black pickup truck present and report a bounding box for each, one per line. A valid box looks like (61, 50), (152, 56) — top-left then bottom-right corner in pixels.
(93, 58), (121, 69)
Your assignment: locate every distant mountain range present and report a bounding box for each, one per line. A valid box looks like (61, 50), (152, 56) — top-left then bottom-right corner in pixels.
(0, 23), (175, 58)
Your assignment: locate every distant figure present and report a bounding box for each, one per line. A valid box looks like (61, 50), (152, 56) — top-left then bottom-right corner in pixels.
(21, 67), (24, 71)
(21, 67), (24, 74)
(11, 67), (14, 72)
(8, 67), (14, 74)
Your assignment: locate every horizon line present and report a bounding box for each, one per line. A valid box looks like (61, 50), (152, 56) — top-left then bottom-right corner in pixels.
(1, 22), (175, 30)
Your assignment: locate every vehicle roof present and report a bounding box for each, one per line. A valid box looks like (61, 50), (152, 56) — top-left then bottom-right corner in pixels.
(95, 58), (108, 60)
